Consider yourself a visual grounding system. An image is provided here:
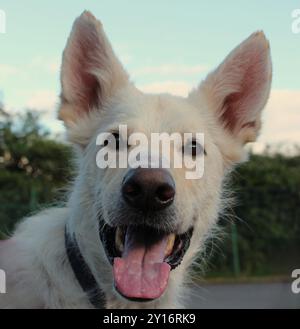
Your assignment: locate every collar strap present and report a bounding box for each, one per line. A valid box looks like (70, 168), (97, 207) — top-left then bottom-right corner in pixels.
(64, 225), (106, 309)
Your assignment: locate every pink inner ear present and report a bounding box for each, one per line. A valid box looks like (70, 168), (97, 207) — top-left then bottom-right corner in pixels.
(68, 59), (100, 112)
(216, 33), (271, 134)
(221, 57), (268, 131)
(221, 92), (242, 130)
(62, 16), (107, 113)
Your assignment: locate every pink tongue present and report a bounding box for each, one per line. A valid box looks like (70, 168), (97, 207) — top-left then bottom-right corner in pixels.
(113, 227), (171, 299)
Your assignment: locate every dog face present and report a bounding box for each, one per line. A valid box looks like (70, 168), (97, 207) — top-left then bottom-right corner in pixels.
(59, 11), (272, 302)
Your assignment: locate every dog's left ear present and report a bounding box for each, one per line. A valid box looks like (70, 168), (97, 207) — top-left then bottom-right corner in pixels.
(189, 31), (272, 153)
(59, 11), (129, 126)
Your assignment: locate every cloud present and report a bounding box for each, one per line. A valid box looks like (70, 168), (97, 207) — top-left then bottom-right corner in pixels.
(135, 64), (208, 76)
(0, 64), (19, 81)
(24, 89), (64, 135)
(25, 90), (58, 110)
(259, 89), (300, 145)
(0, 57), (59, 84)
(139, 81), (193, 96)
(28, 57), (60, 74)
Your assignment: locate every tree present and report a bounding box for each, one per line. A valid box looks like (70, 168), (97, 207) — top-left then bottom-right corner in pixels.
(206, 154), (300, 277)
(0, 110), (73, 238)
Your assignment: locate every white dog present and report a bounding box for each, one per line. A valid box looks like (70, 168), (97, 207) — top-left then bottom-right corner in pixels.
(0, 11), (272, 308)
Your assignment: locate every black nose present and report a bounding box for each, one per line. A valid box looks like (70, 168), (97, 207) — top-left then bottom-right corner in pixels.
(122, 168), (175, 211)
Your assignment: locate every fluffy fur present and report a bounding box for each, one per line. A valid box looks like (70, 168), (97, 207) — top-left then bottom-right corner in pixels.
(0, 11), (272, 309)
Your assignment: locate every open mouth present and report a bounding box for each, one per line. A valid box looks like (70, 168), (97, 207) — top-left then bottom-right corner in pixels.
(99, 223), (193, 301)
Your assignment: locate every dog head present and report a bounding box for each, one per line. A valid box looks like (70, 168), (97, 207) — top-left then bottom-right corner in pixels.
(59, 11), (272, 303)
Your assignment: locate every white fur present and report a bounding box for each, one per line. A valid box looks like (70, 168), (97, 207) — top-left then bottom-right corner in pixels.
(0, 11), (272, 309)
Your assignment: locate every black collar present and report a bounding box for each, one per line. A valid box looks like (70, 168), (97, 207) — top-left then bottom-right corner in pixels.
(64, 225), (106, 309)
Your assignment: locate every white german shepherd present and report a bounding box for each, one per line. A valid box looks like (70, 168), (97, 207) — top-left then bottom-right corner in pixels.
(0, 11), (272, 308)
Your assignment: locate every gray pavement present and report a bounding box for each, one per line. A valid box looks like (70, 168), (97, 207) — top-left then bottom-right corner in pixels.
(187, 282), (300, 309)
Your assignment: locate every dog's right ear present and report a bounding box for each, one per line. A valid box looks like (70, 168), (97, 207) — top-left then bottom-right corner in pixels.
(59, 11), (129, 127)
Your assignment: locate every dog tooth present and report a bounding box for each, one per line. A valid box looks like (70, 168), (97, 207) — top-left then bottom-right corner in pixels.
(115, 227), (124, 253)
(165, 233), (176, 257)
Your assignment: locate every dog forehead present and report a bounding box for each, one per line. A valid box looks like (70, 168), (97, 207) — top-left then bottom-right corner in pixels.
(110, 86), (208, 134)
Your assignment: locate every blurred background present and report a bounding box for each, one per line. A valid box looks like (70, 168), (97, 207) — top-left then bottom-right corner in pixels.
(0, 1), (299, 308)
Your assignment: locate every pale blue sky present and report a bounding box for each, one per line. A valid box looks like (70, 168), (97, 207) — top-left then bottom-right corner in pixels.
(0, 0), (299, 146)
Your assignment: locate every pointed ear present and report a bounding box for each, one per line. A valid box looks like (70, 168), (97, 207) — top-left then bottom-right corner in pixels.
(59, 11), (129, 125)
(189, 31), (272, 146)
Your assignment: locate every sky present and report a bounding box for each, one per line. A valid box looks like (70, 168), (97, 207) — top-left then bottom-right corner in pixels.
(0, 0), (299, 149)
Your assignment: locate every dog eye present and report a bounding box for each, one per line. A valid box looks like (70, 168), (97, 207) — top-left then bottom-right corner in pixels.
(112, 132), (120, 150)
(103, 132), (120, 150)
(183, 140), (206, 157)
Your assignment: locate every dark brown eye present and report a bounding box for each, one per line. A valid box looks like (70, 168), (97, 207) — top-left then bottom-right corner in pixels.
(183, 140), (206, 157)
(112, 132), (120, 150)
(103, 132), (120, 150)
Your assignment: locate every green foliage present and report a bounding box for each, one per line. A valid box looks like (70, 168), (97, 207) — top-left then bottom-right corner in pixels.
(0, 110), (299, 276)
(0, 110), (73, 238)
(207, 154), (300, 277)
